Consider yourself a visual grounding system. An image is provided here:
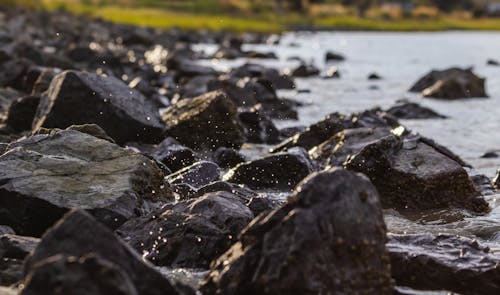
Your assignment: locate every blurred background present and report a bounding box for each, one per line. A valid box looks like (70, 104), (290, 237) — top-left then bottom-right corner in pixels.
(3, 0), (500, 32)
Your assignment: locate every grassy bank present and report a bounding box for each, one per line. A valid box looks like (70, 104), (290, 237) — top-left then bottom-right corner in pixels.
(6, 1), (500, 32)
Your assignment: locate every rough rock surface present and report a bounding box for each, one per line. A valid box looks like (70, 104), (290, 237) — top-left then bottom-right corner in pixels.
(166, 161), (221, 189)
(386, 101), (446, 119)
(224, 147), (314, 190)
(25, 210), (180, 295)
(32, 70), (164, 144)
(388, 233), (500, 295)
(0, 129), (172, 236)
(410, 68), (487, 99)
(5, 95), (40, 132)
(345, 135), (488, 212)
(162, 90), (244, 150)
(118, 191), (253, 268)
(202, 168), (393, 295)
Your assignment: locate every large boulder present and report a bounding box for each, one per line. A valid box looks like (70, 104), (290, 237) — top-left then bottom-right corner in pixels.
(202, 168), (393, 295)
(345, 135), (488, 212)
(32, 70), (164, 144)
(410, 68), (487, 99)
(118, 191), (253, 268)
(388, 234), (500, 294)
(223, 147), (314, 190)
(162, 90), (245, 150)
(0, 128), (172, 236)
(24, 210), (180, 295)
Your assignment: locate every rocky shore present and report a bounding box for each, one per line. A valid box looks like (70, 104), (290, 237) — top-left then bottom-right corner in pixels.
(0, 6), (498, 295)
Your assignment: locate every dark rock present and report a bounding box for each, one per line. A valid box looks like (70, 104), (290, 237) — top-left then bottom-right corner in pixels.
(238, 104), (281, 144)
(388, 233), (500, 295)
(213, 147), (246, 169)
(487, 59), (499, 66)
(0, 257), (23, 286)
(223, 147), (314, 190)
(32, 70), (164, 144)
(31, 68), (60, 95)
(410, 68), (487, 99)
(0, 59), (31, 90)
(279, 126), (306, 138)
(345, 135), (488, 212)
(21, 254), (139, 295)
(162, 90), (245, 150)
(229, 63), (294, 90)
(0, 227), (14, 235)
(481, 151), (499, 158)
(179, 75), (216, 99)
(118, 191), (253, 268)
(471, 174), (496, 196)
(166, 161), (221, 189)
(25, 210), (180, 295)
(0, 129), (172, 236)
(202, 168), (393, 295)
(0, 234), (39, 260)
(288, 63), (320, 77)
(325, 51), (345, 62)
(166, 53), (217, 78)
(194, 181), (257, 202)
(5, 96), (40, 132)
(65, 124), (115, 142)
(368, 73), (382, 80)
(246, 196), (279, 216)
(171, 183), (197, 199)
(132, 138), (196, 172)
(386, 101), (446, 119)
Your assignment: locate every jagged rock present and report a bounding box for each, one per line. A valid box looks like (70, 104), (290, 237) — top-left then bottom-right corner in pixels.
(25, 210), (180, 295)
(471, 174), (496, 196)
(213, 147), (246, 169)
(5, 96), (40, 132)
(193, 181), (257, 203)
(0, 129), (172, 236)
(32, 70), (164, 144)
(118, 191), (253, 268)
(162, 90), (245, 150)
(129, 138), (196, 172)
(224, 147), (314, 190)
(287, 63), (320, 77)
(229, 63), (295, 90)
(238, 104), (281, 144)
(166, 161), (221, 189)
(345, 135), (488, 212)
(410, 68), (487, 99)
(388, 234), (500, 295)
(493, 169), (500, 190)
(386, 101), (446, 119)
(325, 51), (345, 62)
(0, 234), (40, 286)
(202, 168), (393, 295)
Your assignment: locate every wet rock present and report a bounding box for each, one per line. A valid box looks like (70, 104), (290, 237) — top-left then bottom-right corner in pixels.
(368, 73), (382, 80)
(279, 126), (305, 138)
(0, 59), (31, 90)
(487, 59), (499, 66)
(493, 169), (500, 190)
(0, 227), (14, 235)
(325, 51), (345, 62)
(25, 210), (180, 295)
(162, 90), (245, 150)
(213, 147), (246, 169)
(65, 124), (116, 142)
(0, 128), (172, 236)
(131, 138), (196, 172)
(193, 181), (257, 203)
(471, 174), (496, 196)
(223, 147), (314, 190)
(481, 151), (498, 158)
(345, 135), (488, 212)
(5, 96), (40, 132)
(238, 104), (281, 144)
(202, 168), (393, 295)
(118, 191), (253, 268)
(388, 233), (500, 295)
(21, 254), (139, 295)
(386, 101), (446, 119)
(31, 68), (60, 95)
(246, 196), (279, 216)
(166, 161), (221, 189)
(229, 63), (294, 90)
(166, 53), (217, 78)
(410, 68), (487, 99)
(32, 70), (164, 144)
(287, 63), (320, 77)
(0, 234), (40, 286)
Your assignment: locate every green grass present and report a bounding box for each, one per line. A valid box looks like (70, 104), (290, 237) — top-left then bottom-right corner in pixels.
(6, 1), (500, 32)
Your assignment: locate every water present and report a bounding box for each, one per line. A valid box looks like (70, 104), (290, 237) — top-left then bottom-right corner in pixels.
(199, 31), (500, 256)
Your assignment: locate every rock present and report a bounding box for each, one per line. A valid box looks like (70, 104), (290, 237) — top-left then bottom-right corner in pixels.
(166, 161), (221, 189)
(65, 124), (116, 142)
(0, 227), (14, 235)
(238, 104), (281, 144)
(32, 70), (164, 144)
(279, 126), (305, 138)
(202, 168), (393, 295)
(323, 66), (340, 79)
(246, 196), (279, 216)
(386, 101), (446, 119)
(213, 147), (246, 169)
(5, 96), (40, 132)
(223, 147), (314, 190)
(345, 135), (488, 212)
(162, 90), (245, 150)
(193, 181), (257, 203)
(481, 151), (498, 158)
(368, 73), (382, 80)
(0, 128), (172, 236)
(25, 210), (180, 295)
(131, 138), (196, 172)
(229, 63), (295, 90)
(0, 59), (31, 90)
(118, 191), (253, 268)
(471, 174), (496, 196)
(487, 59), (499, 66)
(325, 51), (345, 62)
(21, 254), (139, 295)
(287, 63), (320, 77)
(388, 233), (500, 295)
(493, 169), (500, 190)
(410, 68), (487, 99)
(0, 234), (40, 286)
(31, 68), (60, 95)
(166, 53), (217, 78)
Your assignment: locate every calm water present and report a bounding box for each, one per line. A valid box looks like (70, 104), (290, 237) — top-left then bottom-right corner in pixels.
(198, 32), (500, 250)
